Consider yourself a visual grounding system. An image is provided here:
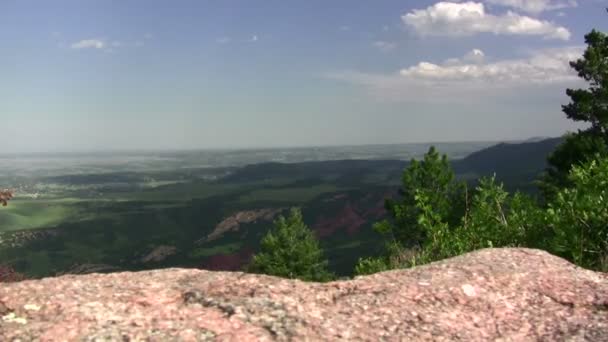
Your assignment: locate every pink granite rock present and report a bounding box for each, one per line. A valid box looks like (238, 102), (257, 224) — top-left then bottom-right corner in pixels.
(1, 248), (606, 341)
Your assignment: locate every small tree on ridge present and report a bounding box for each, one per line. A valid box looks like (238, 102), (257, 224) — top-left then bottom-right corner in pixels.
(248, 208), (333, 282)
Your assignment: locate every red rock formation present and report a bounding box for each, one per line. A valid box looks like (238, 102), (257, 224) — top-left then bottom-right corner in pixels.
(197, 209), (284, 244)
(1, 248), (606, 340)
(312, 194), (388, 238)
(140, 245), (178, 263)
(361, 192), (391, 219)
(313, 204), (366, 238)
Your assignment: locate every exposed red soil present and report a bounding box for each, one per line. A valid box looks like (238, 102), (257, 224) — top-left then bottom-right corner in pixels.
(202, 248), (254, 271)
(312, 192), (391, 238)
(362, 192), (392, 219)
(0, 264), (26, 283)
(313, 204), (367, 238)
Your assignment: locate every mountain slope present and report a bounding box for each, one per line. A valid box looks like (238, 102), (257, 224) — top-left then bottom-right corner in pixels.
(453, 137), (563, 190)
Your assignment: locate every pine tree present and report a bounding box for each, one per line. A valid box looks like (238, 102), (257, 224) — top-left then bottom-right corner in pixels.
(542, 29), (608, 198)
(374, 146), (465, 248)
(248, 208), (333, 282)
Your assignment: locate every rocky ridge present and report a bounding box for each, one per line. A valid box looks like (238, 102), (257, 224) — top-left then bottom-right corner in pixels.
(1, 248), (607, 341)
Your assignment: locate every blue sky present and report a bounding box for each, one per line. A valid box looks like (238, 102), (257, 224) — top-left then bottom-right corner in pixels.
(1, 0), (608, 152)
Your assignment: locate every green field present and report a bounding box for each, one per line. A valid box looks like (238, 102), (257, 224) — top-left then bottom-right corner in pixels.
(0, 200), (81, 232)
(0, 169), (368, 278)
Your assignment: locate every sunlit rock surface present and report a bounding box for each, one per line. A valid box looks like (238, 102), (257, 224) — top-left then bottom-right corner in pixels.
(1, 248), (606, 341)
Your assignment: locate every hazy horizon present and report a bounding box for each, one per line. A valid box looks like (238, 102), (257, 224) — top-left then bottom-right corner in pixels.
(0, 136), (558, 156)
(2, 1), (604, 153)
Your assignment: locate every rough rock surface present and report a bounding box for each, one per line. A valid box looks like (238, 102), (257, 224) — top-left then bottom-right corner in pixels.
(1, 248), (607, 341)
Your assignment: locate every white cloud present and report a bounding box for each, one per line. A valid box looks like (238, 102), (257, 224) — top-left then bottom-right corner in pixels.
(70, 39), (105, 49)
(339, 25), (351, 31)
(373, 41), (397, 52)
(400, 48), (579, 83)
(444, 48), (486, 65)
(217, 35), (260, 44)
(326, 46), (583, 102)
(481, 0), (577, 13)
(464, 48), (486, 63)
(70, 37), (148, 51)
(402, 2), (571, 40)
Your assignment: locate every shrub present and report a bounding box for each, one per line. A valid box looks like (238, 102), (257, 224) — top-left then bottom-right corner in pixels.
(547, 156), (608, 271)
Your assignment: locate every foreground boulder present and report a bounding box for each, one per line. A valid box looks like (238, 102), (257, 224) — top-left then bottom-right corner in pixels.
(1, 248), (607, 341)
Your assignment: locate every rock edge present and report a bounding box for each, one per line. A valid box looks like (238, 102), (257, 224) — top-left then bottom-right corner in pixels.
(1, 248), (607, 341)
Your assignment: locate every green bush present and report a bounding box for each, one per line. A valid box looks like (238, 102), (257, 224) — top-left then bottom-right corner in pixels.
(414, 176), (548, 265)
(390, 156), (608, 273)
(547, 156), (608, 271)
(354, 256), (390, 276)
(354, 241), (419, 276)
(360, 148), (608, 275)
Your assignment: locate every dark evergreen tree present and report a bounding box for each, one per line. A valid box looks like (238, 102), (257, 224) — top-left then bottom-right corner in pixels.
(248, 208), (333, 282)
(542, 29), (608, 199)
(373, 146), (465, 248)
